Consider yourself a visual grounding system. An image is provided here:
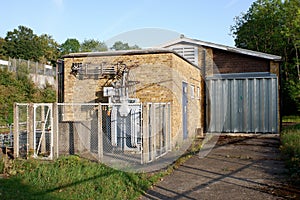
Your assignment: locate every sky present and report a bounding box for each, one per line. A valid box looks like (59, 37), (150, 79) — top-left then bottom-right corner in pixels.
(0, 0), (256, 48)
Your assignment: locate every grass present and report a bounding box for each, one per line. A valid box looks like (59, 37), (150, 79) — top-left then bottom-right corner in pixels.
(0, 136), (204, 200)
(0, 156), (165, 200)
(280, 123), (300, 185)
(282, 115), (300, 123)
(0, 131), (207, 200)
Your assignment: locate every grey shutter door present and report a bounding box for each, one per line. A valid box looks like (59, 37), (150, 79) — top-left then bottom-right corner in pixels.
(206, 73), (278, 133)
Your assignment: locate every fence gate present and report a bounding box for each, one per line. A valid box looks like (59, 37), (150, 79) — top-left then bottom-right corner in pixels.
(13, 103), (29, 158)
(33, 103), (53, 159)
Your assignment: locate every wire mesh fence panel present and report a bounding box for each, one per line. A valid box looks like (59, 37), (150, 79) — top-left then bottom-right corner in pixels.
(57, 103), (100, 161)
(0, 125), (13, 147)
(101, 103), (142, 169)
(7, 57), (56, 76)
(57, 103), (144, 168)
(28, 60), (37, 74)
(142, 103), (171, 164)
(13, 102), (171, 171)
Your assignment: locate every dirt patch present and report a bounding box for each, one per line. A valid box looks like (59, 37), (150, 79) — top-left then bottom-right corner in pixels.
(141, 135), (300, 200)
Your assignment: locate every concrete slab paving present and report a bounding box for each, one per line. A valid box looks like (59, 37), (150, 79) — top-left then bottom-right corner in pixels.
(140, 135), (300, 200)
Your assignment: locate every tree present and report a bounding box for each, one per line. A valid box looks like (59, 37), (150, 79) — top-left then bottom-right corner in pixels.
(39, 34), (60, 65)
(4, 25), (43, 61)
(110, 41), (140, 50)
(0, 37), (7, 60)
(281, 0), (300, 81)
(60, 38), (80, 55)
(231, 0), (300, 115)
(80, 39), (108, 52)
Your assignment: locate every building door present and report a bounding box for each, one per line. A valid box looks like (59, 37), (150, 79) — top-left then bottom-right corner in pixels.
(182, 82), (188, 139)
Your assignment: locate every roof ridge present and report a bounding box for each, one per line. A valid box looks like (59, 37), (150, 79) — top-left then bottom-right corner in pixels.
(157, 37), (282, 61)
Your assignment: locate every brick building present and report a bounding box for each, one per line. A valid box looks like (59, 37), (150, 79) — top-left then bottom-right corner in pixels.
(158, 36), (281, 133)
(58, 37), (281, 163)
(60, 49), (203, 158)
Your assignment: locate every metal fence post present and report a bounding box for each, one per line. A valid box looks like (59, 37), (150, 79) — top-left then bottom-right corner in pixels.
(28, 103), (34, 156)
(167, 103), (171, 151)
(151, 104), (156, 160)
(142, 104), (149, 164)
(13, 103), (19, 158)
(98, 103), (103, 162)
(52, 102), (59, 158)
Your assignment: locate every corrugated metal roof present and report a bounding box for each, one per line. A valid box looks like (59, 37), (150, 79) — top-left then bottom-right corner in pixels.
(157, 37), (282, 61)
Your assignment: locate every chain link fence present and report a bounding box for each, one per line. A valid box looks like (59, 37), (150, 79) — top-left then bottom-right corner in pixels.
(13, 102), (171, 170)
(0, 125), (14, 159)
(100, 103), (143, 168)
(1, 57), (56, 76)
(57, 103), (100, 161)
(0, 125), (13, 147)
(0, 58), (56, 88)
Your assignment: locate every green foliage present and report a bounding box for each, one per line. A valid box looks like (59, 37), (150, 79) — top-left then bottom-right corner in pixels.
(111, 41), (141, 50)
(231, 0), (284, 54)
(231, 0), (300, 115)
(283, 79), (300, 114)
(0, 25), (145, 64)
(80, 39), (108, 52)
(60, 38), (80, 55)
(283, 115), (300, 123)
(0, 158), (4, 174)
(35, 83), (56, 103)
(39, 34), (60, 65)
(0, 156), (158, 200)
(0, 69), (56, 125)
(4, 25), (43, 62)
(2, 26), (60, 65)
(0, 37), (7, 59)
(280, 124), (300, 182)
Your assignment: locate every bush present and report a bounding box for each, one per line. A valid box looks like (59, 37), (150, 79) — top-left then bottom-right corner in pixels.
(0, 69), (56, 125)
(280, 124), (300, 182)
(0, 158), (4, 174)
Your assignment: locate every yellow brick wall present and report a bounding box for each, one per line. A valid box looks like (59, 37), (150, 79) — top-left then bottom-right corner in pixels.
(63, 52), (203, 146)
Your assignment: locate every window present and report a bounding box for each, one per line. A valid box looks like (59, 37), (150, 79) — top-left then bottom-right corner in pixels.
(197, 87), (200, 99)
(191, 85), (195, 98)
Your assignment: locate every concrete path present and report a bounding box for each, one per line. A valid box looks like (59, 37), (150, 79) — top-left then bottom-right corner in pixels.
(140, 135), (300, 200)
